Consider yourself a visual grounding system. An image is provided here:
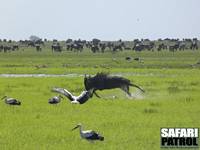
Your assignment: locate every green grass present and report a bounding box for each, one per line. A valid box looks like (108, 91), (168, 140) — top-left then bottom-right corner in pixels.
(0, 49), (200, 150)
(0, 48), (200, 74)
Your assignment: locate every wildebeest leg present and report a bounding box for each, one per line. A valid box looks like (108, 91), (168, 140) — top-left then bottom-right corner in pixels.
(94, 91), (101, 98)
(121, 86), (132, 97)
(126, 86), (132, 96)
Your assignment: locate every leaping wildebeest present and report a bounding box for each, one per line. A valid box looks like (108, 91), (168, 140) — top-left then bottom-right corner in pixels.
(84, 72), (145, 98)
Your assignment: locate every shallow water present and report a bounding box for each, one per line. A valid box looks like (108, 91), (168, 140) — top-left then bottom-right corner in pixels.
(0, 72), (177, 78)
(0, 74), (82, 78)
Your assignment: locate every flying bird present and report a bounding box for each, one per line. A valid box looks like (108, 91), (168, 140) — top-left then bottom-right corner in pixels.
(1, 96), (21, 105)
(48, 95), (63, 104)
(52, 87), (94, 104)
(72, 123), (104, 141)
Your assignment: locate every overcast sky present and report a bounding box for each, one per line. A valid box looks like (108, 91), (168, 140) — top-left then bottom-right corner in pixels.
(0, 0), (200, 40)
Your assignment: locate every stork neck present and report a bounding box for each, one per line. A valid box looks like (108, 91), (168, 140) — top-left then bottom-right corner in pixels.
(79, 125), (83, 133)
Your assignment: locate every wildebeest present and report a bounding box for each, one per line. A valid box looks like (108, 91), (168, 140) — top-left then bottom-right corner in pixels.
(157, 43), (168, 51)
(12, 45), (19, 51)
(3, 46), (12, 52)
(99, 43), (106, 53)
(84, 72), (145, 98)
(70, 43), (83, 52)
(92, 38), (101, 45)
(35, 44), (42, 52)
(169, 43), (179, 52)
(190, 40), (198, 50)
(27, 41), (35, 47)
(52, 43), (62, 52)
(0, 45), (3, 52)
(112, 45), (123, 52)
(178, 42), (186, 50)
(91, 45), (99, 53)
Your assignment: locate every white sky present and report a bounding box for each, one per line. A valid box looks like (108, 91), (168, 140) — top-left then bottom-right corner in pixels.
(0, 0), (200, 40)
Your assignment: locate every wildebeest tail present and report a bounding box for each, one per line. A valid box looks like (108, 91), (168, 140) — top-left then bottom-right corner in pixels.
(129, 83), (145, 92)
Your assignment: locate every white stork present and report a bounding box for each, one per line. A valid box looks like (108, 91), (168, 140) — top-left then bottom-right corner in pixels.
(48, 95), (63, 104)
(1, 96), (21, 105)
(72, 123), (104, 141)
(51, 87), (94, 104)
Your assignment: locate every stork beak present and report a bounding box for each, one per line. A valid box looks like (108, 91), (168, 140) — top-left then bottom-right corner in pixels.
(71, 125), (79, 131)
(1, 96), (6, 100)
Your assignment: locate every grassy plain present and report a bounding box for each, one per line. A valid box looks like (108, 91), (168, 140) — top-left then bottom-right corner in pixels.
(0, 48), (200, 74)
(0, 48), (200, 150)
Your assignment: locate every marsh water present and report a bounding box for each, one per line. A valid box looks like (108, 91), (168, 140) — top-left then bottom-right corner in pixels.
(0, 74), (83, 78)
(0, 72), (177, 78)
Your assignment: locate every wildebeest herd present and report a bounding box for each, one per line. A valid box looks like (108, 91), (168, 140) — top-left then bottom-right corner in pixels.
(1, 72), (144, 141)
(0, 38), (199, 53)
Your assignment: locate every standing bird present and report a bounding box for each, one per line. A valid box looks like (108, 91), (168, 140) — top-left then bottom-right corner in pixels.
(1, 96), (21, 105)
(52, 87), (94, 104)
(48, 95), (64, 104)
(72, 123), (104, 141)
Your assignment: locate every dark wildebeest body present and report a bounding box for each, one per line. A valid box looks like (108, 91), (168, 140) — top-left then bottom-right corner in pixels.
(52, 44), (62, 52)
(84, 73), (145, 98)
(35, 44), (42, 52)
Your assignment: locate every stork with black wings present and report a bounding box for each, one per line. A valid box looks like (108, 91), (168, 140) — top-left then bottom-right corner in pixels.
(51, 87), (94, 104)
(48, 95), (64, 104)
(72, 123), (104, 141)
(1, 96), (21, 105)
